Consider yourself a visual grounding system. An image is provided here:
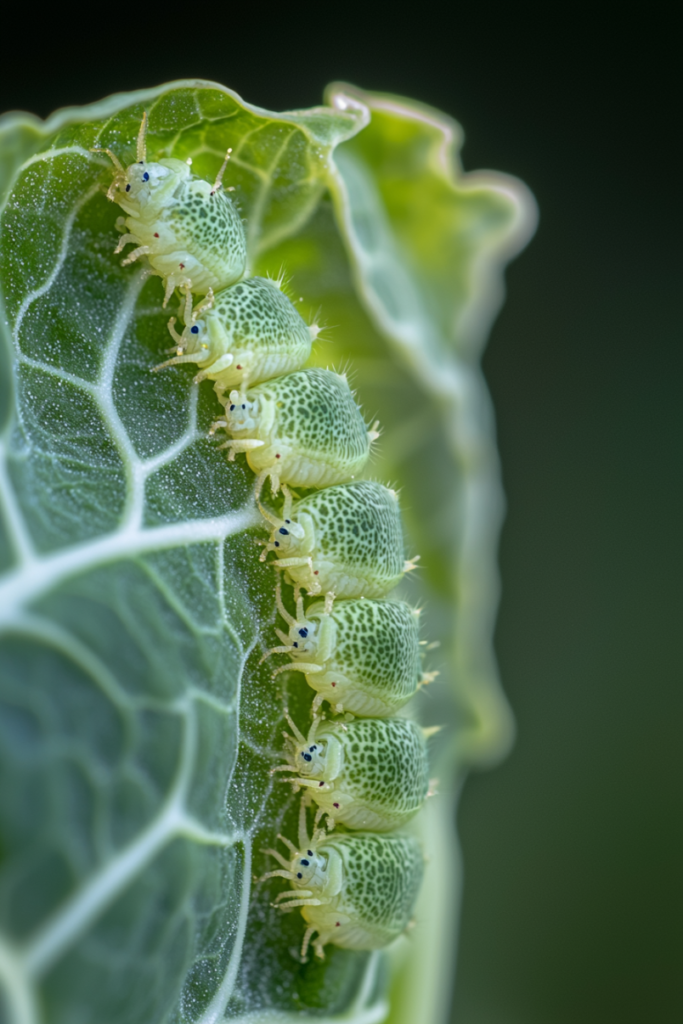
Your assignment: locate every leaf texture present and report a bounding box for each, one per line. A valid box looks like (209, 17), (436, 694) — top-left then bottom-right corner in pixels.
(0, 81), (535, 1024)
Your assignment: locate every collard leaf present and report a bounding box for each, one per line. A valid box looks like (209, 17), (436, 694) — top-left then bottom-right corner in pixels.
(0, 80), (535, 1024)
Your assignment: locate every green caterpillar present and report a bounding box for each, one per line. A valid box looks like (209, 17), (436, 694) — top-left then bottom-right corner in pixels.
(92, 113), (246, 305)
(264, 586), (435, 716)
(155, 275), (315, 393)
(211, 367), (379, 499)
(259, 480), (417, 599)
(260, 800), (424, 961)
(272, 712), (435, 831)
(97, 114), (434, 961)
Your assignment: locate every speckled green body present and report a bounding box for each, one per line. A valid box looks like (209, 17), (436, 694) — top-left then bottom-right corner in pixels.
(220, 368), (372, 491)
(110, 157), (246, 300)
(162, 277), (313, 390)
(281, 598), (422, 715)
(275, 832), (424, 957)
(268, 481), (406, 597)
(319, 834), (424, 948)
(283, 718), (429, 830)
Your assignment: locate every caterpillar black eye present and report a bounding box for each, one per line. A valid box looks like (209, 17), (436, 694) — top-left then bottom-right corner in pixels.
(307, 851), (313, 856)
(279, 527), (289, 536)
(299, 628), (308, 638)
(241, 404), (246, 409)
(125, 184), (131, 192)
(293, 642), (298, 648)
(309, 745), (316, 752)
(142, 172), (150, 182)
(301, 859), (310, 866)
(297, 872), (302, 879)
(191, 325), (199, 334)
(303, 753), (312, 762)
(274, 541), (280, 548)
(229, 405), (235, 411)
(285, 519), (291, 524)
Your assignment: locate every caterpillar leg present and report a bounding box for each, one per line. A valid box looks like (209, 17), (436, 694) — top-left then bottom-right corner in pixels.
(114, 233), (140, 255)
(275, 578), (296, 626)
(121, 244), (151, 266)
(260, 868), (298, 884)
(163, 274), (192, 308)
(217, 439), (265, 462)
(254, 468), (282, 503)
(313, 804), (336, 831)
(90, 146), (125, 174)
(190, 288), (214, 320)
(273, 895), (324, 910)
(272, 659), (322, 679)
(281, 484), (294, 521)
(272, 556), (313, 570)
(270, 559), (315, 596)
(208, 417), (227, 436)
(167, 316), (184, 346)
(153, 346), (210, 373)
(301, 926), (317, 962)
(258, 642), (296, 667)
(194, 351), (233, 383)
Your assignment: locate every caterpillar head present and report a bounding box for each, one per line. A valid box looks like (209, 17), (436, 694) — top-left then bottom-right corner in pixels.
(224, 390), (261, 434)
(94, 113), (188, 211)
(281, 713), (327, 778)
(258, 499), (307, 562)
(285, 610), (319, 655)
(180, 315), (209, 349)
(268, 521), (301, 557)
(118, 159), (185, 211)
(289, 844), (328, 890)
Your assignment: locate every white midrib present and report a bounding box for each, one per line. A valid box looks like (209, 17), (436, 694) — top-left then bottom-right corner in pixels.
(0, 249), (261, 621)
(0, 507), (259, 622)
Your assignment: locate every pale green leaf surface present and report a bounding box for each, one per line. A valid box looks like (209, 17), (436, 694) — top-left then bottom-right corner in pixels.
(0, 80), (534, 1024)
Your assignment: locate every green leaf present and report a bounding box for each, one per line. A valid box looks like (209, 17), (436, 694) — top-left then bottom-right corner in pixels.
(0, 80), (535, 1024)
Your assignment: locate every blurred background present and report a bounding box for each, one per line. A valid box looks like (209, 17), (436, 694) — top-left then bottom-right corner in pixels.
(1, 7), (680, 1023)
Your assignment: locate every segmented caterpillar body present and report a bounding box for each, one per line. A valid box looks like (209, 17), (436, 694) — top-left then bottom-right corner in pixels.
(259, 481), (414, 598)
(157, 276), (315, 392)
(265, 587), (427, 716)
(273, 712), (432, 831)
(261, 801), (424, 961)
(95, 115), (436, 962)
(211, 368), (379, 498)
(93, 114), (246, 305)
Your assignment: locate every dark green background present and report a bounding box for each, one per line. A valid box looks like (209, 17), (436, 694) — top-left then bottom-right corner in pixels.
(1, 8), (680, 1022)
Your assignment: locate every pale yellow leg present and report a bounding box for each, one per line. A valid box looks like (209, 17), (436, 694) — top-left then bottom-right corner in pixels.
(121, 244), (152, 266)
(114, 233), (139, 255)
(301, 926), (316, 962)
(217, 439), (265, 462)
